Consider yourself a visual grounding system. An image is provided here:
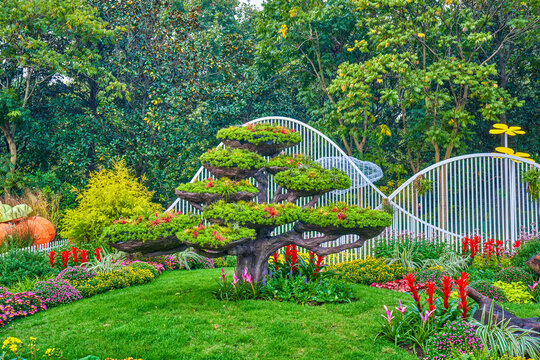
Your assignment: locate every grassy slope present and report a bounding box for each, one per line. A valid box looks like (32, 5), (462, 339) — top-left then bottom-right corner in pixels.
(1, 269), (418, 360)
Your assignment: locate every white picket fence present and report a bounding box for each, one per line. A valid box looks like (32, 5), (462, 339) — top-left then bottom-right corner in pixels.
(0, 239), (69, 257)
(167, 116), (540, 265)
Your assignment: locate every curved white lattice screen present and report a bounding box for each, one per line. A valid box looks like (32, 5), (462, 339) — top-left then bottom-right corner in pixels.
(168, 117), (540, 264)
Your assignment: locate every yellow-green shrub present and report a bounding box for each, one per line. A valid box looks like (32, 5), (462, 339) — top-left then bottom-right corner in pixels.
(72, 266), (155, 297)
(493, 281), (534, 304)
(61, 161), (161, 243)
(327, 257), (408, 285)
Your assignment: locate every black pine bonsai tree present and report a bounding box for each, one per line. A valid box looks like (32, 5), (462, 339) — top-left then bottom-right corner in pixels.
(103, 123), (392, 282)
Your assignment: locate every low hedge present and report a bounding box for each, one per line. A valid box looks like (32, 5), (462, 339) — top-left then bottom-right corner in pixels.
(327, 257), (408, 285)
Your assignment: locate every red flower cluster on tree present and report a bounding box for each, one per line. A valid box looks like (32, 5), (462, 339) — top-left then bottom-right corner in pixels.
(456, 272), (470, 319)
(337, 212), (346, 220)
(205, 178), (214, 188)
(264, 207), (278, 218)
(404, 273), (422, 311)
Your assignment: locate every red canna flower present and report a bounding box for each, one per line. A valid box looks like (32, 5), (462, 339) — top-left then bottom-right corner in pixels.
(273, 252), (279, 270)
(48, 251), (56, 268)
(426, 282), (437, 311)
(441, 275), (453, 310)
(71, 247), (79, 264)
(404, 273), (422, 312)
(80, 250), (89, 264)
(94, 248), (102, 262)
(290, 245), (298, 270)
(61, 251), (71, 269)
(313, 255), (324, 276)
(455, 272), (470, 319)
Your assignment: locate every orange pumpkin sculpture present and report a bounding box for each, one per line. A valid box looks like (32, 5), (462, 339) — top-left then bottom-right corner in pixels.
(0, 216), (55, 246)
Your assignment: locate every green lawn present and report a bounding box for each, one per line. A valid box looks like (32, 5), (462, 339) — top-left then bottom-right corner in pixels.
(1, 268), (418, 360)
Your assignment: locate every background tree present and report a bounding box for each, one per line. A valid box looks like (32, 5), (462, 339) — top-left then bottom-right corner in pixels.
(104, 123), (392, 282)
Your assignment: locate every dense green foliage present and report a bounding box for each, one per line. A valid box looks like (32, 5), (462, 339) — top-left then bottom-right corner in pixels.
(495, 267), (534, 285)
(100, 213), (200, 244)
(176, 178), (258, 195)
(217, 123), (302, 145)
(470, 281), (508, 302)
(493, 281), (534, 304)
(176, 224), (255, 247)
(373, 235), (447, 261)
(200, 148), (266, 169)
(267, 153), (314, 169)
(61, 161), (162, 243)
(0, 251), (57, 287)
(328, 257), (408, 285)
(204, 201), (302, 227)
(300, 202), (392, 229)
(473, 254), (513, 271)
(512, 237), (540, 268)
(274, 166), (351, 193)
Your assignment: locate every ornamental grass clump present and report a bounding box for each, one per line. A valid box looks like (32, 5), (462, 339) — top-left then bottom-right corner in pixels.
(32, 279), (82, 307)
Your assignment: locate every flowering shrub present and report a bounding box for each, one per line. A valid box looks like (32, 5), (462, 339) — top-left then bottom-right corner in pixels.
(424, 321), (482, 360)
(329, 257), (408, 285)
(300, 202), (393, 229)
(267, 153), (314, 169)
(379, 273), (476, 352)
(32, 279), (83, 307)
(57, 266), (95, 282)
(274, 166), (351, 193)
(495, 266), (533, 284)
(0, 288), (46, 327)
(73, 267), (155, 298)
(121, 261), (160, 277)
(204, 200), (302, 227)
(177, 224), (255, 247)
(472, 254), (512, 271)
(371, 279), (429, 292)
(269, 245), (327, 282)
(493, 281), (534, 304)
(121, 260), (165, 274)
(470, 281), (507, 302)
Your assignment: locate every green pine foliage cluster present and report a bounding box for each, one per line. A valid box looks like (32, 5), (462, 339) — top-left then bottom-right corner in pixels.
(300, 202), (393, 229)
(274, 166), (351, 192)
(204, 201), (302, 227)
(61, 161), (162, 243)
(177, 224), (255, 247)
(216, 123), (302, 145)
(267, 153), (315, 168)
(100, 213), (200, 244)
(176, 178), (258, 195)
(200, 148), (266, 169)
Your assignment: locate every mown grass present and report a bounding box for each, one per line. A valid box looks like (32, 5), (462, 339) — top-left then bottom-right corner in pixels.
(1, 268), (417, 360)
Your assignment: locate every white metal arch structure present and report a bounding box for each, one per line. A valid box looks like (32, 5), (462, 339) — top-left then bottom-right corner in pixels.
(386, 153), (540, 251)
(167, 116), (386, 263)
(168, 117), (540, 264)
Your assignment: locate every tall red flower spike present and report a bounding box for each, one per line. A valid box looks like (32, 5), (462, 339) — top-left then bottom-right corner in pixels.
(441, 275), (453, 310)
(426, 282), (437, 311)
(455, 272), (470, 319)
(48, 251), (56, 268)
(404, 273), (422, 312)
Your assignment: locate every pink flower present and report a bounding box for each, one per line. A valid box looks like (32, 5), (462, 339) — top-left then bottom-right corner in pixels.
(232, 273), (239, 286)
(395, 299), (407, 317)
(420, 309), (435, 326)
(220, 269), (227, 282)
(381, 305), (394, 326)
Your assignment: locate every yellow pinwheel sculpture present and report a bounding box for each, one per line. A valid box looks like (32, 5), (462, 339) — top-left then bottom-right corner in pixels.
(495, 147), (535, 162)
(489, 124), (526, 136)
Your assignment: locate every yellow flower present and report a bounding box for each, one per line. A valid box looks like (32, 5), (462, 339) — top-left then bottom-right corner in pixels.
(376, 78), (383, 83)
(289, 8), (298, 17)
(2, 337), (22, 350)
(278, 24), (288, 39)
(417, 32), (425, 38)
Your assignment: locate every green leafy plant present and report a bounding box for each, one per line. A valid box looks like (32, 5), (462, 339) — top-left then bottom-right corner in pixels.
(328, 257), (408, 285)
(300, 202), (392, 229)
(495, 266), (533, 284)
(414, 268), (447, 284)
(176, 224), (255, 247)
(522, 167), (540, 201)
(60, 161), (162, 243)
(374, 234), (447, 262)
(216, 123), (302, 145)
(267, 153), (314, 168)
(204, 201), (302, 227)
(413, 176), (433, 196)
(0, 251), (57, 287)
(200, 148), (266, 169)
(274, 166), (351, 193)
(512, 236), (540, 268)
(473, 253), (513, 271)
(470, 281), (507, 302)
(176, 178), (257, 195)
(492, 281), (534, 304)
(100, 212), (200, 245)
(472, 302), (540, 358)
(0, 202), (32, 223)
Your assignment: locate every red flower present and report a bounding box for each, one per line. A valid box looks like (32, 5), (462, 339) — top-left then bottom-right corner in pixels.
(441, 275), (453, 310)
(309, 251), (315, 264)
(331, 207), (339, 212)
(264, 207), (278, 218)
(426, 282), (437, 311)
(404, 273), (422, 311)
(48, 251), (56, 268)
(455, 272), (470, 319)
(313, 255), (324, 276)
(462, 237), (469, 253)
(71, 247), (79, 265)
(80, 250), (89, 264)
(273, 252), (279, 270)
(193, 230), (198, 238)
(290, 245), (298, 270)
(61, 251), (71, 269)
(206, 180), (214, 188)
(337, 212), (346, 220)
(513, 240), (521, 249)
(94, 248), (102, 262)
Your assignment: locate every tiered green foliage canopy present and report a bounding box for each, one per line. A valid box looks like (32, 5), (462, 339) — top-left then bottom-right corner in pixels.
(105, 124), (392, 282)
